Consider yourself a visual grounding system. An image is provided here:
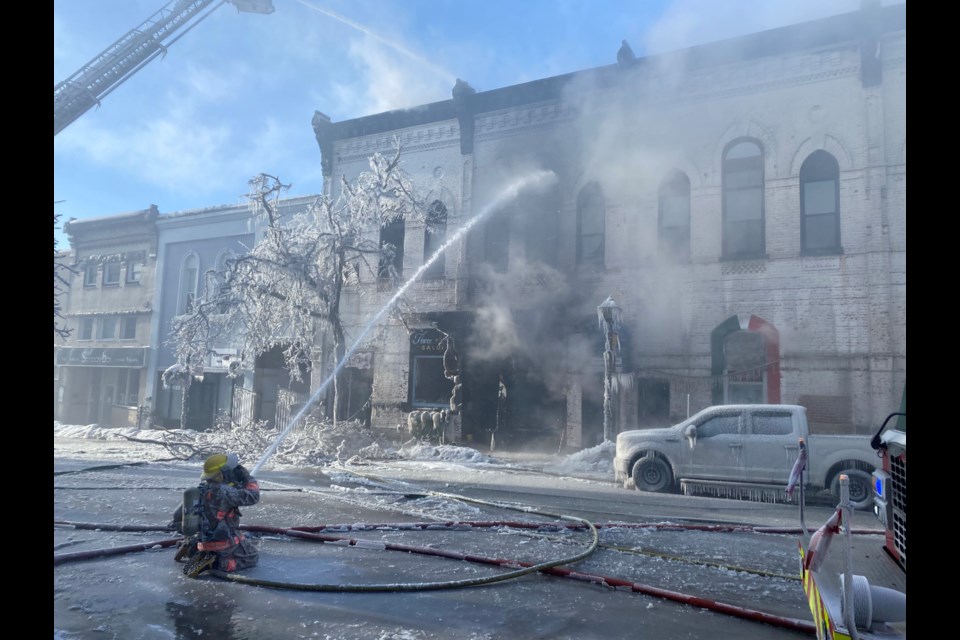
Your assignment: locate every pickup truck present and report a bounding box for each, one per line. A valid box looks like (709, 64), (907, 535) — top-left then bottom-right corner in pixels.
(613, 404), (880, 509)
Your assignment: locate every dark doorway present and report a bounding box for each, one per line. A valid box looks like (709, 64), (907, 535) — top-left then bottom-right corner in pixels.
(340, 367), (373, 425)
(637, 378), (670, 426)
(255, 345), (310, 427)
(581, 373), (604, 448)
(187, 375), (220, 431)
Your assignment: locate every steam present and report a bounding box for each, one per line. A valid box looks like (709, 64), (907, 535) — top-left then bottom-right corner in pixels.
(294, 0), (456, 85)
(252, 169), (557, 475)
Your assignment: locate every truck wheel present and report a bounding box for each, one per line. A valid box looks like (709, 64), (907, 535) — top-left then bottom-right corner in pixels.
(830, 469), (873, 510)
(632, 456), (673, 493)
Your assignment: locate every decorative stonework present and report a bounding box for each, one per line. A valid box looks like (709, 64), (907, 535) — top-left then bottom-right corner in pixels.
(81, 250), (147, 266)
(721, 260), (767, 275)
(334, 124), (460, 162)
(472, 63), (861, 146)
(420, 279), (446, 291)
(475, 102), (576, 139)
(522, 273), (551, 288)
(801, 256), (841, 271)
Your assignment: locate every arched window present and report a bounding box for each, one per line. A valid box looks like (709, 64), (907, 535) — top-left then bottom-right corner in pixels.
(483, 207), (510, 273)
(800, 150), (841, 254)
(178, 253), (199, 315)
(378, 216), (405, 280)
(658, 171), (690, 261)
(722, 140), (765, 259)
(577, 182), (604, 266)
(208, 249), (236, 313)
(423, 200), (448, 280)
(523, 184), (561, 267)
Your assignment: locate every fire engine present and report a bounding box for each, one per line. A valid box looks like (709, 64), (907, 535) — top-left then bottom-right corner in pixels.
(871, 385), (906, 570)
(794, 385), (907, 639)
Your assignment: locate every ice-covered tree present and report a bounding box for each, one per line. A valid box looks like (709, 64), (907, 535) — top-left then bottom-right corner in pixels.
(170, 146), (426, 423)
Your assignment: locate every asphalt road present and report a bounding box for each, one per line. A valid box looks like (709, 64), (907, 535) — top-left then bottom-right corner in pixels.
(54, 444), (887, 640)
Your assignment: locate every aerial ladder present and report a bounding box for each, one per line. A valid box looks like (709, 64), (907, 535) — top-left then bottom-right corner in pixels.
(54, 0), (274, 137)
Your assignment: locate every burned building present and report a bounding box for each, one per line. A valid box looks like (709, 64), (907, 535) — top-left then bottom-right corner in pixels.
(312, 3), (906, 450)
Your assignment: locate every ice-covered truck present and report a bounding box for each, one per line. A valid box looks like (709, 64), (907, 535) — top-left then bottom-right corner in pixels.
(613, 404), (880, 508)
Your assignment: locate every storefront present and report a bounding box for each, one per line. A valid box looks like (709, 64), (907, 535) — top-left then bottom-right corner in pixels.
(55, 347), (149, 427)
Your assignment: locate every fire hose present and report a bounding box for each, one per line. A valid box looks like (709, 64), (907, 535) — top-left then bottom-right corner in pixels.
(53, 466), (865, 634)
(55, 518), (815, 634)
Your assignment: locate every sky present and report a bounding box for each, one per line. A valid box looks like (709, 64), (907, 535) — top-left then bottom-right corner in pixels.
(54, 0), (892, 246)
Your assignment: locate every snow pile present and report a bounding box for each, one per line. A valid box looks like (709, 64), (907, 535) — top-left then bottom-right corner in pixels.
(53, 419), (507, 472)
(545, 440), (616, 477)
(54, 421), (197, 443)
(351, 441), (401, 462)
(53, 418), (398, 468)
(397, 442), (496, 464)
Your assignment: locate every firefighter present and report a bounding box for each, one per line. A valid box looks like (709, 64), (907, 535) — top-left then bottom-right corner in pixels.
(176, 453), (261, 577)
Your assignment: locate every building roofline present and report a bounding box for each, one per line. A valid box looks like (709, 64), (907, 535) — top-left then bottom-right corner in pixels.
(155, 194), (320, 229)
(63, 205), (159, 232)
(321, 3), (905, 141)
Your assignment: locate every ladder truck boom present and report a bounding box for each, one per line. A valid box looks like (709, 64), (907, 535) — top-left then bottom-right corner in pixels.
(54, 0), (273, 136)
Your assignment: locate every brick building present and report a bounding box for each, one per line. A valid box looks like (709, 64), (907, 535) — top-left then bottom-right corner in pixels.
(56, 206), (159, 427)
(311, 3), (906, 450)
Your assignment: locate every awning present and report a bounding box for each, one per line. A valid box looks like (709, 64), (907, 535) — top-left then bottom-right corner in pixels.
(56, 347), (147, 368)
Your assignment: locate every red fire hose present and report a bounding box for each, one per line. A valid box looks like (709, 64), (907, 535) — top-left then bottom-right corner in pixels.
(55, 519), (816, 635)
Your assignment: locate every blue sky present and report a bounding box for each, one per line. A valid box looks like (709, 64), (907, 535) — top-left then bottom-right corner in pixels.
(54, 0), (877, 244)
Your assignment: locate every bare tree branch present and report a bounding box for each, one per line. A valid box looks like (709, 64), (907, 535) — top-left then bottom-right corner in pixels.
(169, 145), (427, 421)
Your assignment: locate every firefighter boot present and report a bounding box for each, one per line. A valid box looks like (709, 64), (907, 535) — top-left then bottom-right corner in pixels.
(183, 551), (217, 577)
(174, 534), (199, 562)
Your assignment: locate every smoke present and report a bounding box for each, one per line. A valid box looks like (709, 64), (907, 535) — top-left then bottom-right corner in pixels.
(467, 259), (575, 386)
(543, 2), (882, 358)
(642, 0), (863, 55)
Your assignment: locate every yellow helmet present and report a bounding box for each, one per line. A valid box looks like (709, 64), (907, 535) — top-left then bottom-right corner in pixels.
(201, 454), (228, 480)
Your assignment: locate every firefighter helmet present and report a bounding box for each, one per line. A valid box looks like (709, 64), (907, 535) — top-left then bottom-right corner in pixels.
(201, 454), (228, 480)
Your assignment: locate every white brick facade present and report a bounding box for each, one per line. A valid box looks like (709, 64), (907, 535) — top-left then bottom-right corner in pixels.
(318, 6), (906, 448)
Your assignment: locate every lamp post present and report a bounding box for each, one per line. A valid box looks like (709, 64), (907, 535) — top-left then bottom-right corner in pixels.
(597, 296), (622, 443)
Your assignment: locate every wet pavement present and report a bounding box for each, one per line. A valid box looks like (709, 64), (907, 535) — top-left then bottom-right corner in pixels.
(54, 442), (903, 639)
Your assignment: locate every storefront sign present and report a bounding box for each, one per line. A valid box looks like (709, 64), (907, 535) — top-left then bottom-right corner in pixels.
(56, 347), (147, 367)
(410, 329), (445, 354)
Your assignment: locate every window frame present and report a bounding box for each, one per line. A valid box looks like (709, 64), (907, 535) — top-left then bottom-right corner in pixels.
(115, 368), (141, 407)
(483, 207), (510, 273)
(749, 410), (795, 436)
(800, 150), (842, 255)
(83, 264), (98, 287)
(410, 355), (451, 408)
(126, 261), (142, 284)
(102, 262), (122, 286)
(178, 253), (200, 315)
(119, 316), (137, 341)
(423, 201), (448, 280)
(98, 316), (117, 340)
(695, 413), (743, 438)
(658, 171), (691, 262)
(378, 218), (406, 281)
(78, 317), (94, 341)
(523, 185), (561, 268)
(721, 139), (766, 260)
(576, 182), (605, 267)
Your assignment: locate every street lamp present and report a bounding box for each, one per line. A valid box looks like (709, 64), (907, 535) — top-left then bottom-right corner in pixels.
(597, 296), (622, 443)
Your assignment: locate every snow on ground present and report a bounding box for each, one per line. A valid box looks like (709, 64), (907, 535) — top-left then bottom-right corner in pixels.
(53, 421), (615, 481)
(542, 441), (616, 479)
